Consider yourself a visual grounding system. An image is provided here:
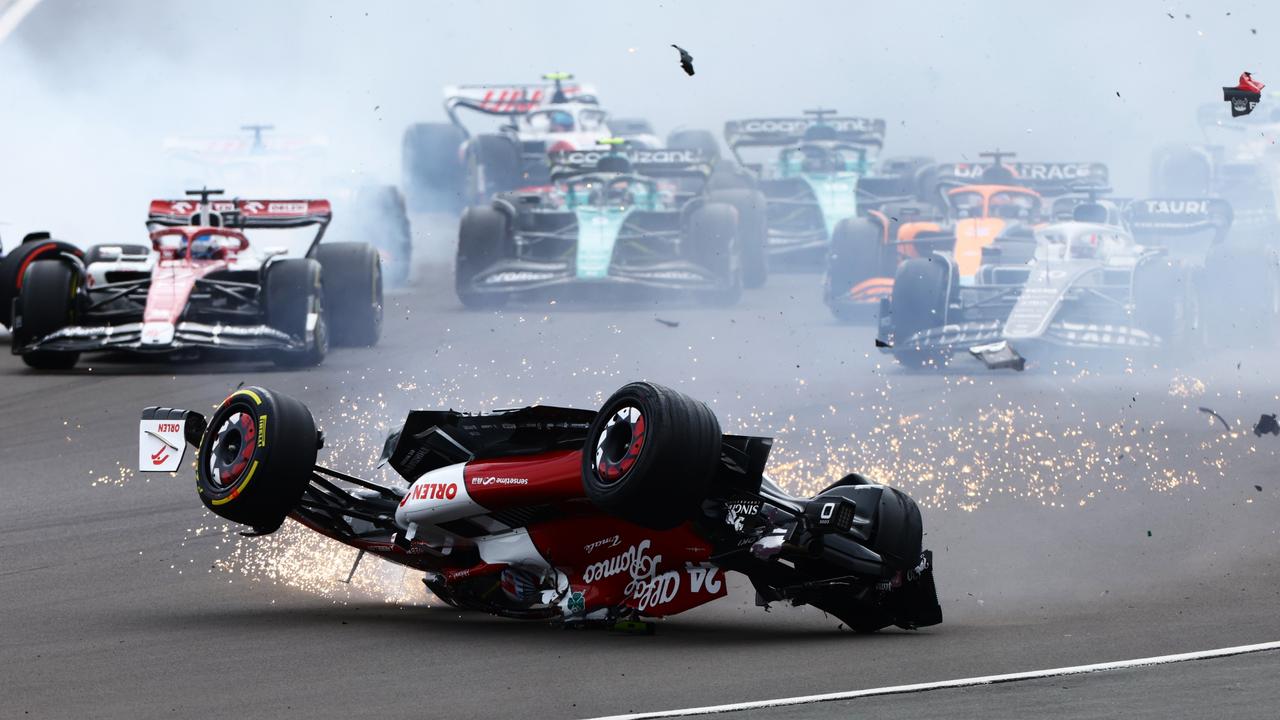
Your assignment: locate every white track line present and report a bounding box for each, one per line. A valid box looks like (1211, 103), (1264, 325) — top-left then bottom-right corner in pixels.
(0, 0), (44, 45)
(586, 640), (1280, 719)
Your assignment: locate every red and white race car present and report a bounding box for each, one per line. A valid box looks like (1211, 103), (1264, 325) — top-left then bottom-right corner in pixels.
(10, 189), (383, 369)
(140, 381), (942, 633)
(402, 73), (660, 211)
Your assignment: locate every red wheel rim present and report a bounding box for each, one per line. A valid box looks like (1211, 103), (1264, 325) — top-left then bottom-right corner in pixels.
(595, 405), (646, 484)
(207, 408), (257, 490)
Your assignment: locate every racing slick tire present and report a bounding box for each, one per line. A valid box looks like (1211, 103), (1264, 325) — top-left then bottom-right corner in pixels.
(1150, 145), (1213, 197)
(13, 259), (81, 369)
(455, 206), (511, 310)
(465, 135), (522, 205)
(582, 381), (722, 529)
(196, 386), (319, 534)
(1133, 258), (1198, 352)
(265, 258), (328, 367)
(709, 189), (768, 288)
(314, 243), (383, 347)
(353, 185), (412, 288)
(825, 217), (884, 323)
(83, 244), (150, 266)
(1199, 245), (1280, 346)
(402, 122), (467, 212)
(889, 256), (953, 368)
(687, 202), (743, 306)
(667, 128), (721, 162)
(0, 235), (83, 327)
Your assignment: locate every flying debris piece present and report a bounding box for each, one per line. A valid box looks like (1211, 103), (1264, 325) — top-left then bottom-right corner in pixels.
(1224, 72), (1265, 117)
(1253, 413), (1279, 436)
(1256, 485), (1264, 492)
(1252, 28), (1258, 34)
(1166, 12), (1174, 18)
(655, 317), (680, 328)
(969, 341), (1026, 371)
(1198, 406), (1232, 431)
(875, 338), (892, 349)
(671, 44), (695, 76)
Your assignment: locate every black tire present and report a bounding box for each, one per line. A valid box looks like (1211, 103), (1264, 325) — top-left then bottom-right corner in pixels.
(889, 257), (953, 368)
(686, 202), (742, 306)
(402, 122), (467, 212)
(196, 386), (319, 533)
(825, 218), (884, 322)
(314, 243), (383, 347)
(707, 160), (755, 191)
(0, 239), (82, 326)
(1150, 145), (1213, 197)
(582, 381), (722, 529)
(710, 189), (768, 288)
(14, 260), (81, 369)
(353, 185), (412, 288)
(465, 135), (522, 205)
(1132, 258), (1197, 351)
(83, 244), (150, 266)
(667, 129), (721, 162)
(455, 206), (511, 309)
(264, 258), (328, 367)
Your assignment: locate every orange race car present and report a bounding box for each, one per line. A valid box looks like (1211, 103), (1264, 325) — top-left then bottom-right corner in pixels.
(822, 152), (1108, 321)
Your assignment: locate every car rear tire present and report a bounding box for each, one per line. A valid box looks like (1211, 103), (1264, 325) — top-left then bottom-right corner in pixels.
(710, 189), (768, 288)
(667, 129), (721, 162)
(14, 259), (81, 369)
(686, 202), (742, 306)
(456, 207), (511, 309)
(402, 122), (467, 212)
(465, 135), (522, 205)
(825, 217), (885, 322)
(196, 386), (319, 534)
(582, 381), (722, 529)
(265, 258), (328, 367)
(0, 238), (83, 327)
(889, 257), (953, 368)
(314, 243), (383, 347)
(352, 185), (412, 288)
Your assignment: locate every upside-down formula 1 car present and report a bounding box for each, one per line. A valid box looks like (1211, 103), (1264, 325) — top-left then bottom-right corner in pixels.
(10, 189), (383, 370)
(139, 381), (942, 633)
(719, 110), (926, 267)
(876, 194), (1238, 369)
(402, 73), (650, 212)
(823, 153), (1110, 321)
(453, 145), (766, 308)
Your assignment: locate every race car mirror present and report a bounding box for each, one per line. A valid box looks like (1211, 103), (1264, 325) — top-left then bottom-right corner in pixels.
(138, 407), (206, 472)
(1224, 72), (1265, 117)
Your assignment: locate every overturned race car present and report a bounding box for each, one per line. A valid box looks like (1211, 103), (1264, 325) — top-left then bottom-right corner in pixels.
(139, 381), (942, 633)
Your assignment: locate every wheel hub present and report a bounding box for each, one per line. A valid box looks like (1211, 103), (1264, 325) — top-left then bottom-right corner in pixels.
(595, 405), (646, 483)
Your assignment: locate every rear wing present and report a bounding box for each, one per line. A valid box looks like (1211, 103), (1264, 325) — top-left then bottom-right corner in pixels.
(444, 83), (599, 131)
(935, 162), (1109, 196)
(548, 148), (712, 182)
(1123, 198), (1233, 242)
(724, 117), (886, 149)
(147, 199), (332, 229)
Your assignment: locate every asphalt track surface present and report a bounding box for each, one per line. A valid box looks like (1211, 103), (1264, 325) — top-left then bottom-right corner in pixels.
(4, 218), (1280, 718)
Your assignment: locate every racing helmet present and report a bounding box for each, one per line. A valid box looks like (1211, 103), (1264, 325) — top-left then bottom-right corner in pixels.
(549, 110), (574, 132)
(189, 232), (220, 260)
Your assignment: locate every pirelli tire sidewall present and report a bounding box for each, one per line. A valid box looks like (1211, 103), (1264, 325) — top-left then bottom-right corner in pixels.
(196, 386), (318, 533)
(581, 381), (722, 530)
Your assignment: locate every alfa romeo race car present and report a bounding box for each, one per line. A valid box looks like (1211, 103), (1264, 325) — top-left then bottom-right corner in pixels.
(454, 145), (766, 308)
(824, 154), (1109, 321)
(165, 125), (414, 286)
(402, 73), (656, 212)
(719, 110), (926, 267)
(138, 381), (941, 632)
(10, 190), (383, 369)
(876, 194), (1239, 368)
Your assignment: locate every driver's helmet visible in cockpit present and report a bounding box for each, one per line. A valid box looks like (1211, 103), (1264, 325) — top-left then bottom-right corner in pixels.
(548, 110), (574, 133)
(189, 231), (221, 260)
(783, 145), (837, 175)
